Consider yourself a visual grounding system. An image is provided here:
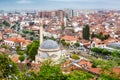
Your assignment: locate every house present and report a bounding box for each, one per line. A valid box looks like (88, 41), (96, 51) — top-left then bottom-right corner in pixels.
(91, 38), (105, 48)
(4, 37), (31, 49)
(61, 35), (78, 45)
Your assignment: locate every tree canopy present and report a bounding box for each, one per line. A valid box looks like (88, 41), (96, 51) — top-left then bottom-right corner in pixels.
(82, 25), (90, 40)
(0, 53), (20, 78)
(38, 60), (65, 80)
(26, 40), (39, 60)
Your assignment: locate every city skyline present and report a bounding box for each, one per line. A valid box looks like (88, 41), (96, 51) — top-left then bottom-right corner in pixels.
(1, 0), (120, 10)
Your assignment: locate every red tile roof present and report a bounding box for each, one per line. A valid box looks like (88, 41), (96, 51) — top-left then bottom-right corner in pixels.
(89, 68), (101, 75)
(61, 36), (78, 41)
(5, 37), (25, 43)
(78, 59), (92, 68)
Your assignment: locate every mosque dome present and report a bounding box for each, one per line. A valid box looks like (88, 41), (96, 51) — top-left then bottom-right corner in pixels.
(40, 40), (59, 50)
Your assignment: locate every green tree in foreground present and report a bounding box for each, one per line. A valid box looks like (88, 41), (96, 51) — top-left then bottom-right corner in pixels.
(0, 53), (20, 79)
(99, 74), (119, 80)
(38, 60), (65, 80)
(66, 70), (94, 80)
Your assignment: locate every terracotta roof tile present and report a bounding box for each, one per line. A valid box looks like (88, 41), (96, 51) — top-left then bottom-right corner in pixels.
(61, 36), (78, 41)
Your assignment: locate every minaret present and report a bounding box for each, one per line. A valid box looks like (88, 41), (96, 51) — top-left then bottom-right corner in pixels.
(64, 17), (67, 27)
(40, 19), (43, 45)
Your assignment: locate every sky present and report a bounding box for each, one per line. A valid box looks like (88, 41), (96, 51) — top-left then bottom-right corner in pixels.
(0, 0), (120, 10)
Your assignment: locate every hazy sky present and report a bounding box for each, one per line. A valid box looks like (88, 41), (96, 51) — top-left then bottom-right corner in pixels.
(0, 0), (120, 10)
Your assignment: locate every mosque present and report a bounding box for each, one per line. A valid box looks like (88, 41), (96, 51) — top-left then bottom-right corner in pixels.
(35, 20), (62, 63)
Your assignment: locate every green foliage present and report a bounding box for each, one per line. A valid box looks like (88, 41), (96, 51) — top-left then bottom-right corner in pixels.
(111, 51), (120, 57)
(0, 53), (20, 78)
(92, 59), (117, 74)
(50, 36), (56, 41)
(66, 70), (94, 80)
(61, 26), (65, 31)
(91, 47), (111, 55)
(102, 49), (111, 55)
(29, 30), (35, 35)
(82, 25), (90, 40)
(22, 30), (29, 34)
(91, 47), (102, 53)
(19, 55), (25, 62)
(17, 51), (24, 55)
(66, 42), (70, 47)
(71, 54), (80, 60)
(99, 74), (119, 80)
(16, 46), (25, 55)
(3, 20), (10, 27)
(92, 59), (104, 67)
(61, 39), (70, 47)
(91, 32), (110, 41)
(1, 45), (7, 49)
(23, 30), (34, 35)
(91, 32), (95, 38)
(17, 71), (38, 80)
(61, 39), (66, 46)
(26, 40), (39, 60)
(74, 42), (80, 47)
(38, 60), (65, 80)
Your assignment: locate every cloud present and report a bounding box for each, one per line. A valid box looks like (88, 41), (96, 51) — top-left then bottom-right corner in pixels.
(16, 0), (33, 4)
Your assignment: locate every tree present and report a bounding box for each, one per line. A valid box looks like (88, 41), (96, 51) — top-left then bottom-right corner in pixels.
(99, 73), (119, 80)
(61, 39), (66, 46)
(38, 60), (65, 80)
(61, 26), (65, 31)
(17, 70), (38, 80)
(3, 20), (10, 27)
(26, 40), (39, 60)
(74, 42), (80, 47)
(1, 45), (7, 49)
(66, 70), (94, 80)
(29, 30), (34, 35)
(19, 55), (25, 62)
(111, 51), (120, 57)
(82, 25), (90, 40)
(91, 47), (102, 53)
(17, 51), (24, 55)
(50, 36), (56, 41)
(102, 49), (111, 55)
(0, 53), (20, 78)
(66, 42), (70, 47)
(91, 32), (95, 38)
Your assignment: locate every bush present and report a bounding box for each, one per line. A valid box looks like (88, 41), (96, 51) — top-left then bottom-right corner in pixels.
(1, 45), (7, 49)
(17, 51), (24, 55)
(111, 51), (120, 57)
(102, 49), (111, 55)
(71, 54), (80, 60)
(91, 47), (102, 53)
(74, 42), (80, 47)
